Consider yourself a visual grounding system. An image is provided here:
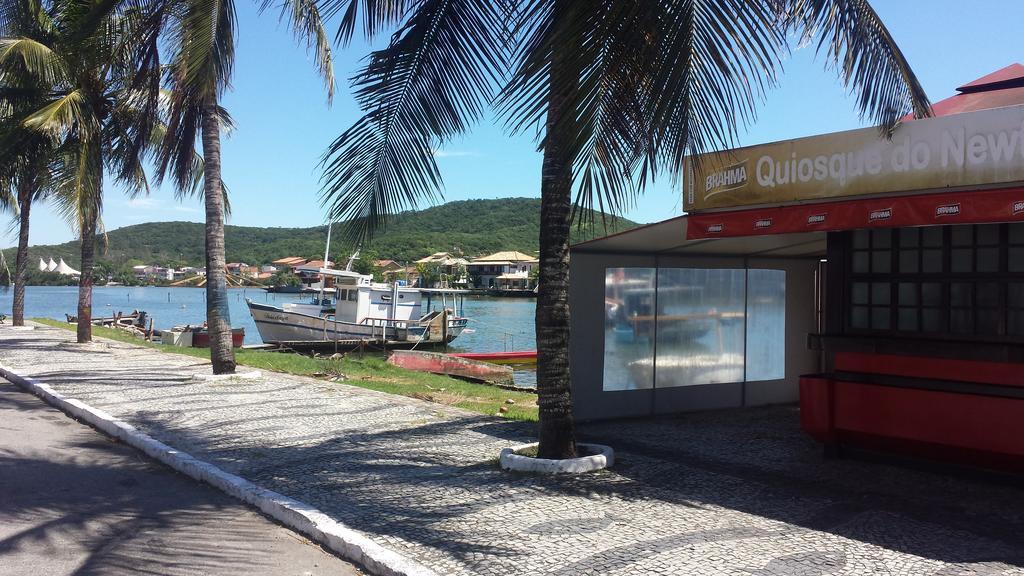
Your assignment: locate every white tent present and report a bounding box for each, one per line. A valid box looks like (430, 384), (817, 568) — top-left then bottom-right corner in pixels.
(39, 258), (47, 271)
(56, 259), (80, 276)
(46, 257), (57, 272)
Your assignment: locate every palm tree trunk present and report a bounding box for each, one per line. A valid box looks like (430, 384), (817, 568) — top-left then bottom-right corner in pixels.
(76, 205), (96, 343)
(12, 180), (32, 327)
(201, 99), (236, 374)
(535, 23), (578, 460)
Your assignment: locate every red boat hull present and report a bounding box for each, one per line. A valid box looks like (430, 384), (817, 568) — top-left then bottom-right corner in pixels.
(450, 351), (537, 365)
(191, 328), (245, 348)
(388, 350), (514, 385)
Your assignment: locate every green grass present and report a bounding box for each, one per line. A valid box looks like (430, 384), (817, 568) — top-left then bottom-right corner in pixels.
(33, 318), (539, 421)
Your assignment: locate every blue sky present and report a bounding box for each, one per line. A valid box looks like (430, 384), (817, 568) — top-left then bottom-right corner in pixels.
(8, 0), (1023, 248)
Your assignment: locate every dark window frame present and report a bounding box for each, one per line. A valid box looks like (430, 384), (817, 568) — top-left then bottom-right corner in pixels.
(842, 223), (1024, 342)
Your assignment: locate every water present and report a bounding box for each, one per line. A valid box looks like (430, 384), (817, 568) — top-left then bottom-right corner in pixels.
(0, 286), (538, 386)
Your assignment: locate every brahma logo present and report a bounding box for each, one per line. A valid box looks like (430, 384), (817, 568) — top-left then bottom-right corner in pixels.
(935, 203), (960, 217)
(706, 223), (724, 234)
(869, 208), (892, 222)
(754, 218), (773, 230)
(1014, 201), (1024, 215)
(807, 213), (827, 225)
(703, 160), (748, 199)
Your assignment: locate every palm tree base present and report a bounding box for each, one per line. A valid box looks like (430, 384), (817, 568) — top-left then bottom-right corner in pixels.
(499, 442), (614, 474)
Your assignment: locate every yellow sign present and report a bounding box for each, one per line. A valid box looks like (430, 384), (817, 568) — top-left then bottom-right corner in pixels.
(684, 104), (1024, 212)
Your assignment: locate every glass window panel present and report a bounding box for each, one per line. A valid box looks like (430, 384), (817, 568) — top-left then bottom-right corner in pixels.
(977, 224), (1000, 245)
(899, 249), (919, 273)
(852, 229), (870, 249)
(899, 227), (919, 248)
(603, 268), (656, 391)
(977, 309), (1001, 335)
(745, 269), (786, 382)
(951, 225), (973, 246)
(922, 226), (944, 247)
(977, 283), (1000, 307)
(871, 282), (891, 305)
(898, 283), (918, 305)
(897, 308), (918, 331)
(1010, 223), (1024, 244)
(852, 251), (869, 273)
(922, 309), (943, 333)
(950, 308), (974, 334)
(871, 307), (891, 330)
(951, 283), (973, 307)
(977, 247), (999, 273)
(872, 250), (892, 273)
(1009, 247), (1024, 272)
(1009, 283), (1024, 308)
(951, 248), (973, 273)
(655, 268), (745, 388)
(851, 306), (869, 329)
(1010, 310), (1024, 336)
(851, 282), (869, 305)
(923, 249), (943, 273)
(872, 229), (892, 249)
(922, 283), (942, 306)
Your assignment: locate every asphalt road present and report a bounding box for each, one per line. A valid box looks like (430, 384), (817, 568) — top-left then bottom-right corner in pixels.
(0, 381), (362, 576)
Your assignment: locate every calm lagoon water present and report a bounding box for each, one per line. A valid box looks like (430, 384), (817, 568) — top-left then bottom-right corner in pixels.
(0, 286), (538, 385)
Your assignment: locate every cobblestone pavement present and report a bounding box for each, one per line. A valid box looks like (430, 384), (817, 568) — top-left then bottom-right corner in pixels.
(2, 323), (1023, 576)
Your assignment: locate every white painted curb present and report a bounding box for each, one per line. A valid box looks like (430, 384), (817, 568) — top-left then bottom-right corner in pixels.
(0, 362), (437, 576)
(500, 442), (614, 474)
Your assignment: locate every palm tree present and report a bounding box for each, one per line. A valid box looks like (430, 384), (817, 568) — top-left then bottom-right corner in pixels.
(157, 0), (334, 374)
(319, 0), (930, 458)
(0, 0), (61, 326)
(0, 0), (164, 342)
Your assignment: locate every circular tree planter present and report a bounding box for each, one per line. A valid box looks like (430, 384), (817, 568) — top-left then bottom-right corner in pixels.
(499, 442), (614, 474)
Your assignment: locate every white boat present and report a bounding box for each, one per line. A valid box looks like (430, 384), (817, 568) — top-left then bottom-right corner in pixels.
(246, 268), (468, 344)
(247, 228), (468, 345)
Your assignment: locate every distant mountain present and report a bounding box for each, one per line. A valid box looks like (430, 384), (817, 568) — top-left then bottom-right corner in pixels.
(8, 198), (641, 269)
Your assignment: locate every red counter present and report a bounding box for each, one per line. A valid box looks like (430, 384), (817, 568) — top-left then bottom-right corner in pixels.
(800, 353), (1024, 472)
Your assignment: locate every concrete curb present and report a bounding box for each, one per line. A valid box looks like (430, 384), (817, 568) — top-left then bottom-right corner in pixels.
(0, 361), (437, 576)
(500, 442), (614, 474)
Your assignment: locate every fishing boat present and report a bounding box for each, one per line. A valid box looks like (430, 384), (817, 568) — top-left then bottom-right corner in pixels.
(246, 230), (468, 347)
(450, 350), (537, 365)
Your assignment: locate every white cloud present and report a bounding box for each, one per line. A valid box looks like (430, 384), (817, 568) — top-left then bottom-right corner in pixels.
(127, 197), (160, 208)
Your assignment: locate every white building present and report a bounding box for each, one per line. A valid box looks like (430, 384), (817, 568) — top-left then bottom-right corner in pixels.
(467, 251), (538, 290)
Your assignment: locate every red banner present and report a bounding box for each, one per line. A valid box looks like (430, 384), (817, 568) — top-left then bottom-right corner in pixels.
(686, 187), (1024, 239)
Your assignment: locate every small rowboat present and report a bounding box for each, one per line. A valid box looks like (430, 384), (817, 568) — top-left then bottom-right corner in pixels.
(450, 350), (537, 365)
(388, 350), (514, 386)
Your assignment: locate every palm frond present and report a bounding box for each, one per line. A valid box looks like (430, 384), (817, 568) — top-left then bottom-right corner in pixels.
(0, 37), (65, 84)
(319, 0), (510, 242)
(261, 0), (335, 102)
(22, 89), (92, 137)
(321, 0), (417, 44)
(785, 0), (931, 128)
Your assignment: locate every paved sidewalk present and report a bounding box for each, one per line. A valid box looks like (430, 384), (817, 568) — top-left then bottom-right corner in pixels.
(1, 323), (1023, 575)
(0, 379), (361, 576)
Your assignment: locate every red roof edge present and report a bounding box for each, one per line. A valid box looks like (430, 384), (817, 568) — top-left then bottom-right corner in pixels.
(956, 63), (1024, 93)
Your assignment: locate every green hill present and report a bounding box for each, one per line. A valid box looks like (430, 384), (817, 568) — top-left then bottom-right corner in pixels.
(7, 198), (641, 276)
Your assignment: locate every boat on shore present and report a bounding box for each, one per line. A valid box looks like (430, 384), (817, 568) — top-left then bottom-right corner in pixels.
(387, 350), (514, 386)
(450, 350), (537, 365)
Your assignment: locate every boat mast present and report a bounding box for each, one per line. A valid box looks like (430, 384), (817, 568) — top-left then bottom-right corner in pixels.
(319, 222), (332, 305)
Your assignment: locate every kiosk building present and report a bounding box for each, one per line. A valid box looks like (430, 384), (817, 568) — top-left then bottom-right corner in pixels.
(570, 64), (1024, 471)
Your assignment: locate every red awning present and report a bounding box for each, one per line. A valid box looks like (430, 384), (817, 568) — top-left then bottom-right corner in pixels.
(686, 187), (1024, 240)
